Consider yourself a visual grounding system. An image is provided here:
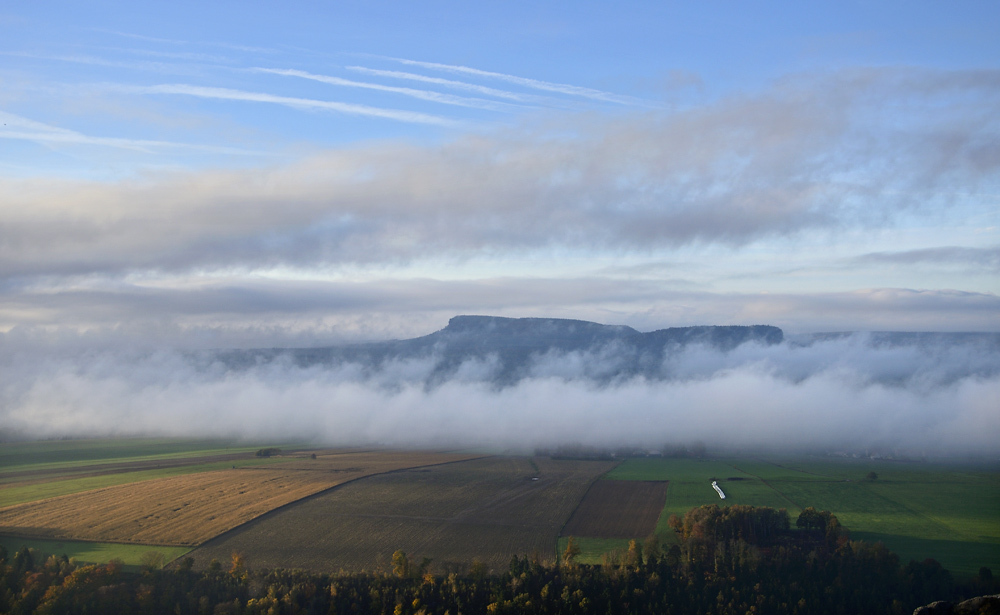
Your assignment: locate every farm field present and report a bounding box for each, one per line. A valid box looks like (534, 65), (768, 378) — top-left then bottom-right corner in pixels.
(185, 456), (616, 574)
(2, 438), (996, 581)
(0, 535), (191, 571)
(562, 480), (668, 539)
(0, 437), (309, 507)
(0, 456), (297, 508)
(607, 456), (1000, 578)
(0, 438), (269, 477)
(0, 449), (482, 547)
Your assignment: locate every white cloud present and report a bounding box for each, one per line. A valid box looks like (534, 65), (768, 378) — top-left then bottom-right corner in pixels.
(2, 68), (995, 280)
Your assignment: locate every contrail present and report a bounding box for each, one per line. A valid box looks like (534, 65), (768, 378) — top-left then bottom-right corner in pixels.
(345, 66), (561, 105)
(137, 84), (460, 126)
(381, 56), (653, 107)
(252, 67), (527, 112)
(0, 110), (263, 155)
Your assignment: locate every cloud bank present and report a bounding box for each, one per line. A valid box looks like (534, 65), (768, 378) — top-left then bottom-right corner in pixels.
(2, 68), (997, 278)
(2, 332), (997, 456)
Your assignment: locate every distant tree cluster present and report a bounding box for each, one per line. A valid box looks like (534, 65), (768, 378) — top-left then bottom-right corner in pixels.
(535, 445), (615, 461)
(660, 441), (707, 458)
(254, 448), (282, 458)
(1, 504), (997, 614)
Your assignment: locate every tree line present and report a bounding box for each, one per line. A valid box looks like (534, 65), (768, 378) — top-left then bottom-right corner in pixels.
(1, 505), (996, 614)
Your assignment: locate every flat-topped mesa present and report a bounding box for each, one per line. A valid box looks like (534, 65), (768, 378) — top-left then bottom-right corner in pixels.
(441, 316), (781, 346)
(645, 324), (784, 350)
(440, 315), (639, 346)
(427, 316), (784, 358)
(217, 316), (786, 383)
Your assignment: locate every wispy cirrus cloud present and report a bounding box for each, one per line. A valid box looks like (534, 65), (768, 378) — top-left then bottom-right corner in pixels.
(0, 51), (217, 76)
(0, 110), (262, 155)
(252, 67), (528, 112)
(134, 83), (459, 125)
(89, 28), (279, 54)
(381, 55), (657, 107)
(345, 66), (563, 106)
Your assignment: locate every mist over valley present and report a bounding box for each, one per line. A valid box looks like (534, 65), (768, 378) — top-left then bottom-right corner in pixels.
(3, 316), (997, 457)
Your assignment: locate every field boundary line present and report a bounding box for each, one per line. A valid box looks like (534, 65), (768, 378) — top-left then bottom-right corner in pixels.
(757, 459), (827, 478)
(556, 460), (623, 540)
(856, 483), (957, 538)
(728, 463), (804, 512)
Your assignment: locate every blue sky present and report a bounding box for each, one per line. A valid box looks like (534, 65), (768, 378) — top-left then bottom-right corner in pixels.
(1, 1), (999, 344)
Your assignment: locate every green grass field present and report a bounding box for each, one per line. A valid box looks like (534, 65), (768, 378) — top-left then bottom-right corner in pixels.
(557, 536), (633, 565)
(0, 536), (191, 571)
(3, 440), (997, 579)
(0, 437), (274, 475)
(606, 456), (1000, 578)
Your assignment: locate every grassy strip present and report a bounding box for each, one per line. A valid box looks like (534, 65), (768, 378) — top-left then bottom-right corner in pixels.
(0, 456), (291, 508)
(0, 438), (284, 475)
(557, 536), (633, 565)
(0, 535), (191, 570)
(607, 456), (1000, 579)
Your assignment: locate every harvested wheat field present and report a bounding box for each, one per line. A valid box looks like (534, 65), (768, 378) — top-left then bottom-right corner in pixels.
(561, 479), (668, 539)
(0, 450), (481, 546)
(185, 456), (616, 574)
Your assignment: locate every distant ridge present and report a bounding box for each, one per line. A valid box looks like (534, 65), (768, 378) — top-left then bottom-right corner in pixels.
(215, 316), (784, 385)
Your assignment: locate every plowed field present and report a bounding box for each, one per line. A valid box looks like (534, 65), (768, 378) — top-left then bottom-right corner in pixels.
(561, 479), (668, 539)
(185, 456), (616, 573)
(0, 450), (480, 546)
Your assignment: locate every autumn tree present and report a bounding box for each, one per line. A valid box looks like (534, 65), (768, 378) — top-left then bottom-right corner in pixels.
(625, 539), (643, 568)
(391, 550), (410, 578)
(643, 533), (662, 562)
(563, 536), (582, 566)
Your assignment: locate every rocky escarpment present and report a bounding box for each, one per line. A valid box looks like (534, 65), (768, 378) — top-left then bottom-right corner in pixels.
(913, 594), (1000, 615)
(214, 315), (784, 385)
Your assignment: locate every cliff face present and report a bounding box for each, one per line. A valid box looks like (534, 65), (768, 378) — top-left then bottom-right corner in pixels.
(216, 315), (785, 385)
(912, 594), (1000, 615)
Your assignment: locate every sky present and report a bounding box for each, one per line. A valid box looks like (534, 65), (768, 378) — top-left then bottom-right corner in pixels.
(1, 0), (997, 345)
(1, 2), (999, 451)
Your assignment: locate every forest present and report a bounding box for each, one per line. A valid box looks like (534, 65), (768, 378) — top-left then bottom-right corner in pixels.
(2, 505), (996, 615)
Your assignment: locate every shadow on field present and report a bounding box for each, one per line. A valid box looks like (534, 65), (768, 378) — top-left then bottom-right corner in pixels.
(850, 531), (1000, 579)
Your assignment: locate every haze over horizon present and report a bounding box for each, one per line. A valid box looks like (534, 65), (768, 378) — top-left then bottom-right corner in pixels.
(1, 2), (998, 453)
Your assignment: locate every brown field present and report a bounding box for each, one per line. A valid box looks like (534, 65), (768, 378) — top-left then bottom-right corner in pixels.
(184, 456), (617, 574)
(561, 479), (668, 539)
(0, 450), (481, 546)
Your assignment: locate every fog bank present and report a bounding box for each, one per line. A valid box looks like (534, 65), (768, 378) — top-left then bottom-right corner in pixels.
(2, 331), (997, 457)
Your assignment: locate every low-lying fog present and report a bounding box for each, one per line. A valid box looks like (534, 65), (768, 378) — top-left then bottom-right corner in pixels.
(1, 331), (998, 457)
